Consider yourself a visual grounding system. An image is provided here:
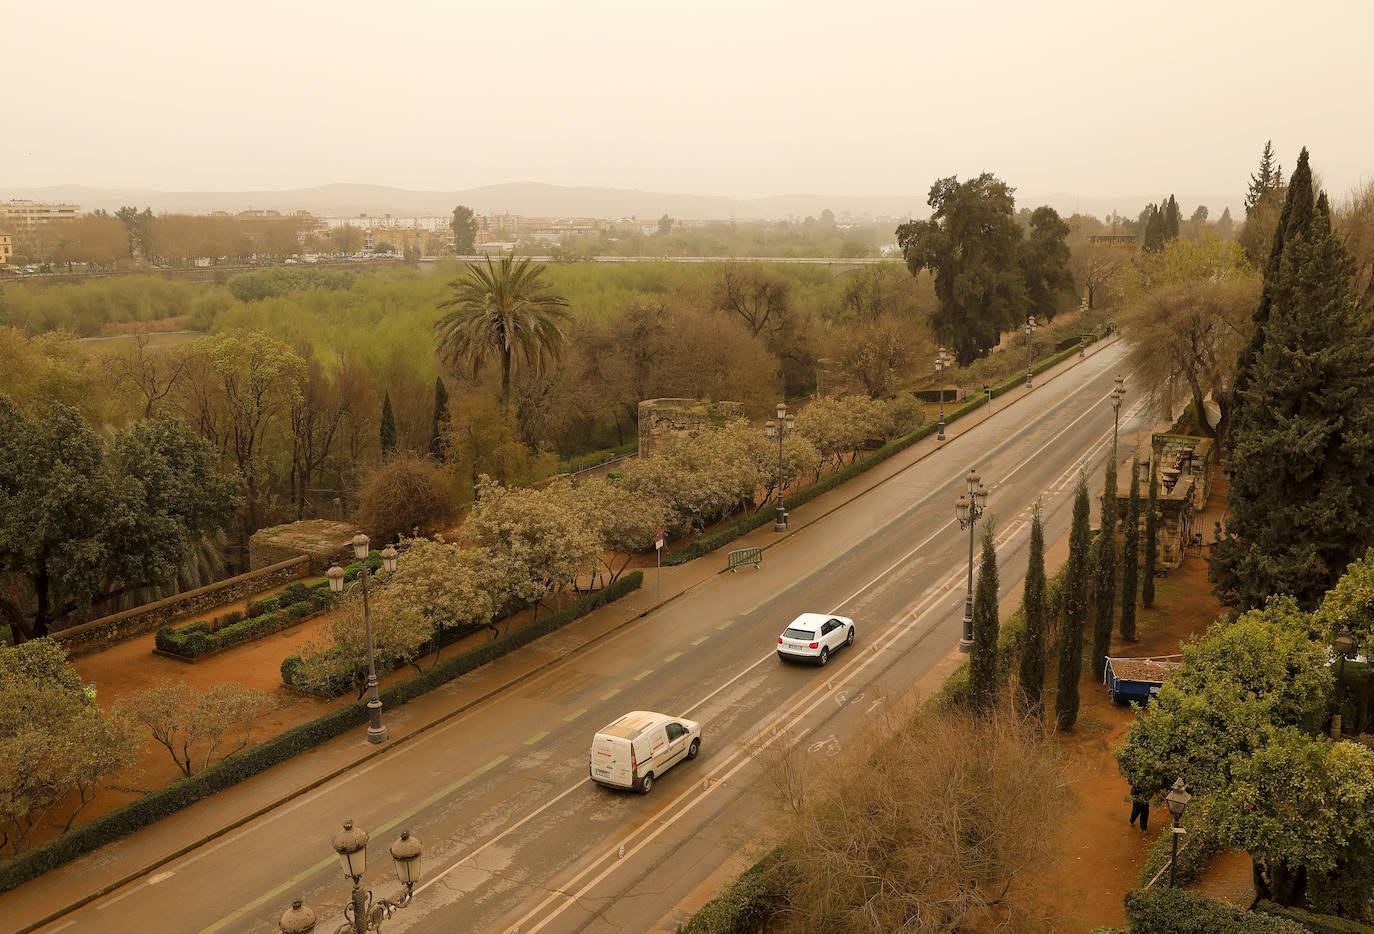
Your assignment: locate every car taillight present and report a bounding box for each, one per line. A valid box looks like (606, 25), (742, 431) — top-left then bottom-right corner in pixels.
(809, 642), (819, 649)
(631, 752), (637, 770)
(778, 637), (783, 643)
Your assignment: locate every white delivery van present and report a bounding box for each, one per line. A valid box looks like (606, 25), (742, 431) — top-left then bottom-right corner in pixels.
(589, 710), (701, 794)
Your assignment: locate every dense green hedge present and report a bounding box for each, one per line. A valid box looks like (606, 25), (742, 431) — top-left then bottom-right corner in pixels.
(1137, 802), (1224, 889)
(675, 857), (782, 934)
(155, 555), (385, 659)
(0, 572), (642, 896)
(1256, 901), (1374, 933)
(1126, 888), (1306, 933)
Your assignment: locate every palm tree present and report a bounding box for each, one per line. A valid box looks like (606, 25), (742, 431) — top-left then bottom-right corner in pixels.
(434, 255), (572, 406)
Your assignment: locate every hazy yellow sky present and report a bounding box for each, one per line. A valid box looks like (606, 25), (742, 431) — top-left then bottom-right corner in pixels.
(6, 0), (1372, 202)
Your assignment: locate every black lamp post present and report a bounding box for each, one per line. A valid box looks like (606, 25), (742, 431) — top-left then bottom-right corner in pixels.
(278, 821), (424, 933)
(1165, 778), (1191, 888)
(1079, 296), (1088, 358)
(954, 468), (988, 652)
(935, 347), (953, 441)
(1024, 315), (1037, 388)
(765, 402), (795, 532)
(1334, 628), (1355, 737)
(327, 538), (399, 745)
(1110, 376), (1126, 463)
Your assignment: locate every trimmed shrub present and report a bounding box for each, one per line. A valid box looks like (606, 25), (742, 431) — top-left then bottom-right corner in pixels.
(245, 599), (268, 619)
(1256, 901), (1374, 934)
(675, 856), (781, 934)
(281, 582), (311, 606)
(1137, 801), (1223, 889)
(223, 610), (243, 626)
(1125, 888), (1305, 934)
(0, 573), (643, 896)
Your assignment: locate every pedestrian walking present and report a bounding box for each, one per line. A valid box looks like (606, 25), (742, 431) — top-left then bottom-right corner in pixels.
(1128, 783), (1150, 833)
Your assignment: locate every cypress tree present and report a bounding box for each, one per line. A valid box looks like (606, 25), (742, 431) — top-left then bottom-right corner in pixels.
(1142, 204), (1165, 253)
(1143, 462), (1158, 608)
(380, 390), (397, 457)
(1090, 529), (1115, 682)
(969, 520), (1000, 714)
(1056, 474), (1092, 731)
(1163, 195), (1181, 242)
(1090, 458), (1118, 682)
(1121, 457), (1141, 641)
(429, 377), (449, 461)
(1018, 503), (1047, 719)
(1214, 161), (1374, 610)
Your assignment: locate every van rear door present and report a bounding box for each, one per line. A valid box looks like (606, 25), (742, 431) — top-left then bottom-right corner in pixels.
(591, 733), (633, 787)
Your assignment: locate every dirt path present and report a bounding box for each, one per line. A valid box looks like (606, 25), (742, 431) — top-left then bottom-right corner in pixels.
(1026, 475), (1253, 930)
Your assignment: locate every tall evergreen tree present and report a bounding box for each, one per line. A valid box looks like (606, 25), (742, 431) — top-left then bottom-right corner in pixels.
(1143, 462), (1159, 608)
(1121, 457), (1141, 641)
(969, 520), (1001, 714)
(1233, 149), (1314, 401)
(1214, 156), (1374, 610)
(1142, 204), (1166, 253)
(1163, 195), (1181, 242)
(1090, 458), (1118, 681)
(429, 377), (449, 461)
(380, 390), (397, 458)
(1018, 502), (1048, 719)
(1245, 141), (1280, 217)
(1019, 206), (1076, 323)
(1056, 474), (1092, 731)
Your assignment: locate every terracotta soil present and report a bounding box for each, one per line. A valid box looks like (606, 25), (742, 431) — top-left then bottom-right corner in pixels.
(31, 577), (591, 850)
(1024, 474), (1254, 931)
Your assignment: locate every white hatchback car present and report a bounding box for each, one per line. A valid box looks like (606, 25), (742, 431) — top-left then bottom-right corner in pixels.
(777, 612), (856, 666)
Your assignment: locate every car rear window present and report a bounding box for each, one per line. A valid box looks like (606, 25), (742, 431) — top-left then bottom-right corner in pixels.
(783, 627), (815, 640)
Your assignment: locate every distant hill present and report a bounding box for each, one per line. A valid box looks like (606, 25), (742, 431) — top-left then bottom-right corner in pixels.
(0, 181), (1239, 222)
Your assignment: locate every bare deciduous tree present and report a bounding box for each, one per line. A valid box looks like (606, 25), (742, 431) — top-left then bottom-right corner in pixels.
(115, 680), (271, 777)
(759, 703), (1067, 933)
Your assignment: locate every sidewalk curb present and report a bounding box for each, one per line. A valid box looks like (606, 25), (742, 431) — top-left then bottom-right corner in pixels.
(15, 336), (1121, 933)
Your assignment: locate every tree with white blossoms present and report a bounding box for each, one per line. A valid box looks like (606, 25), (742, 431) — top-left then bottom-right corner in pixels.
(0, 639), (140, 854)
(795, 395), (882, 473)
(577, 480), (668, 583)
(295, 595), (434, 696)
(465, 476), (602, 611)
(381, 538), (510, 655)
(115, 679), (272, 777)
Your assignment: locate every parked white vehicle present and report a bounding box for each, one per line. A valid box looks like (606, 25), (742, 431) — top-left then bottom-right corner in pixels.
(589, 711), (701, 793)
(776, 612), (856, 666)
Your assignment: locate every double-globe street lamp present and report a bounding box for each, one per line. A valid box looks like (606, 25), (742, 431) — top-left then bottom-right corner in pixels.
(935, 347), (954, 441)
(278, 820), (424, 933)
(1110, 375), (1126, 463)
(1165, 778), (1192, 888)
(1024, 315), (1037, 388)
(765, 401), (795, 532)
(1334, 627), (1355, 737)
(954, 468), (989, 652)
(327, 535), (399, 745)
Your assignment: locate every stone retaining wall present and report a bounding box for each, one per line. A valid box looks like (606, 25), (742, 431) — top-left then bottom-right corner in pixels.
(53, 557), (309, 657)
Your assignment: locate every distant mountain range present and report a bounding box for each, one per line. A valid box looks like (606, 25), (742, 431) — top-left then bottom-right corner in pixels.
(0, 181), (1239, 222)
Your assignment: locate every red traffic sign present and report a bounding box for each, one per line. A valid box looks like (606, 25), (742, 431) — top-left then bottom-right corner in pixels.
(654, 526), (664, 542)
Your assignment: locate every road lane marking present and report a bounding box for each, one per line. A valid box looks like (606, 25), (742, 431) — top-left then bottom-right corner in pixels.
(662, 652), (682, 663)
(690, 636), (709, 646)
(632, 669), (653, 681)
(562, 708), (586, 722)
(111, 360), (1128, 934)
(524, 732), (549, 745)
(509, 546), (979, 933)
(600, 688), (620, 700)
(193, 755), (508, 934)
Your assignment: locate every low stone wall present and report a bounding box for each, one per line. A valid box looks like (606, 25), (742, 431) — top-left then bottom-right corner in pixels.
(53, 557), (309, 657)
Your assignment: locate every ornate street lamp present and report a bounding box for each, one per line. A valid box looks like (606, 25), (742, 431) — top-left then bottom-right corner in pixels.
(1079, 295), (1089, 358)
(1334, 628), (1355, 737)
(327, 535), (399, 745)
(1024, 315), (1037, 388)
(279, 821), (424, 933)
(1165, 779), (1191, 888)
(935, 347), (954, 441)
(765, 402), (795, 532)
(954, 468), (988, 652)
(1110, 375), (1126, 463)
